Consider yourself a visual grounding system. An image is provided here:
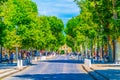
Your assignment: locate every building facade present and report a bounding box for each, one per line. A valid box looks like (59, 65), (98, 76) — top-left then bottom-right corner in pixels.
(59, 44), (72, 54)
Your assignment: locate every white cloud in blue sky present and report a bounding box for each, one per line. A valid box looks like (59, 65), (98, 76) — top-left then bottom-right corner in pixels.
(32, 0), (80, 25)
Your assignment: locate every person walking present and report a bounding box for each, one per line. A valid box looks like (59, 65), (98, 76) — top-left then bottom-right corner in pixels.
(78, 52), (81, 61)
(0, 53), (2, 63)
(27, 51), (31, 65)
(4, 51), (9, 64)
(9, 52), (14, 64)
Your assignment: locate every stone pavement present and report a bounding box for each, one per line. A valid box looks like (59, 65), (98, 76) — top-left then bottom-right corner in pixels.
(83, 63), (120, 80)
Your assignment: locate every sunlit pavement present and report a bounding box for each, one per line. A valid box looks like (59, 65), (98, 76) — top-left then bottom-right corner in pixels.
(4, 55), (93, 80)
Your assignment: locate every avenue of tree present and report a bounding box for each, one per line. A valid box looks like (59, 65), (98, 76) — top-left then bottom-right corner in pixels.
(65, 0), (120, 62)
(0, 0), (65, 52)
(1, 0), (120, 62)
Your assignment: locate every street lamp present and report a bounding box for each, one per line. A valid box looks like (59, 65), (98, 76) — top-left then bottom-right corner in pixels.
(15, 25), (22, 69)
(15, 25), (18, 60)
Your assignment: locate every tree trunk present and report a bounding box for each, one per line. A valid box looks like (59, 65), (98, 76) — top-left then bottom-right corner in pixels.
(112, 0), (117, 62)
(90, 39), (93, 57)
(0, 46), (2, 62)
(97, 35), (100, 58)
(101, 38), (104, 59)
(107, 35), (113, 62)
(113, 40), (116, 62)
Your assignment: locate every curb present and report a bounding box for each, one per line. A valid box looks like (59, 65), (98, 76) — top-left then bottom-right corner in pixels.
(0, 66), (28, 79)
(81, 65), (98, 80)
(0, 69), (13, 74)
(82, 65), (108, 80)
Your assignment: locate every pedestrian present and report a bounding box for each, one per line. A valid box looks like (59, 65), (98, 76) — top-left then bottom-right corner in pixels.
(23, 51), (27, 65)
(87, 54), (90, 59)
(18, 50), (22, 60)
(0, 53), (2, 63)
(10, 52), (14, 64)
(4, 51), (9, 63)
(105, 54), (109, 62)
(27, 51), (31, 64)
(96, 53), (100, 62)
(78, 52), (81, 60)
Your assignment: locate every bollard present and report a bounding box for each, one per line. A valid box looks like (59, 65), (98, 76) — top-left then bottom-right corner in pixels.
(20, 60), (23, 68)
(17, 60), (20, 69)
(35, 57), (37, 61)
(84, 59), (91, 67)
(17, 60), (23, 69)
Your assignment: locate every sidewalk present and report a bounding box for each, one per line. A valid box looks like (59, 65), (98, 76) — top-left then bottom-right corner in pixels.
(83, 63), (120, 80)
(0, 63), (28, 79)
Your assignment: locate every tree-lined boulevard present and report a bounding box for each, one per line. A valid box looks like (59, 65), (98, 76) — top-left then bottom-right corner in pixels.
(1, 0), (120, 80)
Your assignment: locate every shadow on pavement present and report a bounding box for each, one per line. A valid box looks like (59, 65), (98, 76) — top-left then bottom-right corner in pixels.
(23, 63), (38, 66)
(91, 61), (114, 64)
(40, 60), (84, 64)
(0, 63), (17, 69)
(13, 73), (93, 80)
(93, 69), (120, 79)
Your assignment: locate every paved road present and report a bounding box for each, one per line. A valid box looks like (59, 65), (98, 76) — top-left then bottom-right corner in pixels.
(4, 55), (93, 80)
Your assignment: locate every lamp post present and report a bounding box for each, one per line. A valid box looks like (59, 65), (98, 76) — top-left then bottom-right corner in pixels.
(15, 25), (19, 60)
(15, 25), (19, 68)
(15, 25), (22, 69)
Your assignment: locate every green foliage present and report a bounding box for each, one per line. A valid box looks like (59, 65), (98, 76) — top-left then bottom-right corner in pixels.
(47, 16), (65, 51)
(0, 0), (38, 49)
(0, 0), (65, 51)
(0, 21), (6, 46)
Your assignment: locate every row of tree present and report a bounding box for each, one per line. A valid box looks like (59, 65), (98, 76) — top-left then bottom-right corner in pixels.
(65, 0), (120, 62)
(0, 0), (65, 52)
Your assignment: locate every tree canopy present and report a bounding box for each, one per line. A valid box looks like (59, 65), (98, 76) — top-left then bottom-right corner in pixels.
(0, 0), (65, 51)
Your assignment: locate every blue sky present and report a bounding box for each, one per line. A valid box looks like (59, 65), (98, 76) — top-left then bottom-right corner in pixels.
(32, 0), (80, 25)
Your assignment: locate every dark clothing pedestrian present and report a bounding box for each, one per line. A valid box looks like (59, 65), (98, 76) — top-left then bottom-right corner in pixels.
(0, 53), (2, 63)
(10, 53), (14, 64)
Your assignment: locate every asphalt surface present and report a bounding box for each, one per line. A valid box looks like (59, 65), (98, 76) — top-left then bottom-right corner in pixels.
(4, 55), (93, 80)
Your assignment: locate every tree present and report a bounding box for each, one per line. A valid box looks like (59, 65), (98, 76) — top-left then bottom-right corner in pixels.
(1, 0), (38, 49)
(47, 16), (65, 51)
(75, 0), (120, 62)
(0, 0), (65, 53)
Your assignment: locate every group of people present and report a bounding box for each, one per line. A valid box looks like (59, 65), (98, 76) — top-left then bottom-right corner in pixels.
(0, 51), (14, 64)
(0, 49), (58, 65)
(69, 51), (110, 63)
(0, 50), (34, 64)
(17, 50), (42, 65)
